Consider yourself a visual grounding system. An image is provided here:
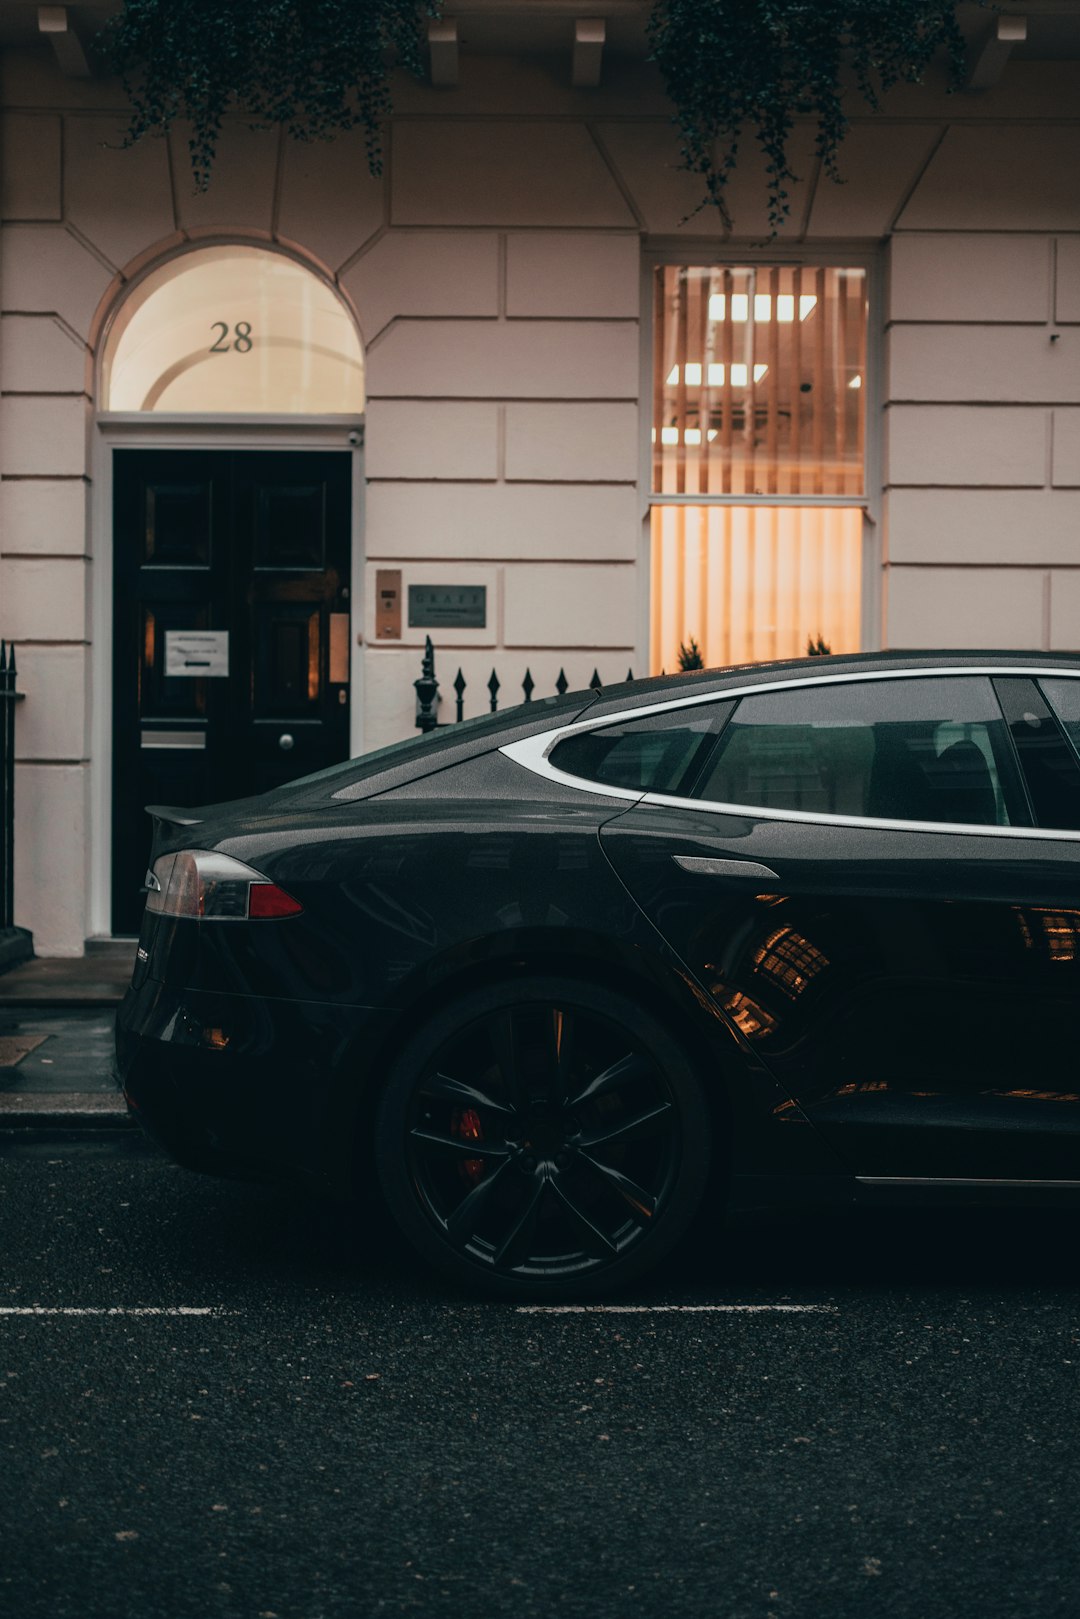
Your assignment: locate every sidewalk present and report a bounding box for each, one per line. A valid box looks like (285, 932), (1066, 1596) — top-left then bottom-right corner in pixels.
(0, 947), (135, 1129)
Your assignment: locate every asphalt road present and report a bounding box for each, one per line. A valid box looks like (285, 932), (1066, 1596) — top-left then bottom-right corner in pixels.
(2, 1132), (1079, 1619)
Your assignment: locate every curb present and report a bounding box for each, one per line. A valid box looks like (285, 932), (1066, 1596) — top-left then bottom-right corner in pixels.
(0, 1092), (134, 1129)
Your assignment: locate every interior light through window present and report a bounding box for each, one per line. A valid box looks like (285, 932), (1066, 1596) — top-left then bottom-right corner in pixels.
(708, 294), (818, 322)
(666, 363), (769, 387)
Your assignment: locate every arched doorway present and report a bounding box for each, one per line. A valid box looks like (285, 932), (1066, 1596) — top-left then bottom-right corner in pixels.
(100, 245), (365, 933)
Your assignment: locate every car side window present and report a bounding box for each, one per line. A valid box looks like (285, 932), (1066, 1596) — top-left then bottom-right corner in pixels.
(995, 677), (1080, 833)
(691, 676), (1019, 826)
(548, 701), (734, 795)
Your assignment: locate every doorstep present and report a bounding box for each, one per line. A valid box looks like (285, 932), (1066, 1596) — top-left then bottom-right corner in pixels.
(0, 941), (135, 1007)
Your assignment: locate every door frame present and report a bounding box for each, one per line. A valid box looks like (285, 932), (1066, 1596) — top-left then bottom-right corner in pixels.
(90, 414), (365, 938)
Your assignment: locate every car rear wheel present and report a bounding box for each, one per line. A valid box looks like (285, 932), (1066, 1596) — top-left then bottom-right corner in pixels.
(373, 977), (713, 1299)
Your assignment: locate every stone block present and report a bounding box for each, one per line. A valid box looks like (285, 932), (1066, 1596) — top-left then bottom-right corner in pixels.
(505, 403), (638, 482)
(366, 483), (638, 561)
(64, 116), (174, 272)
(887, 406), (1047, 487)
(368, 319), (638, 400)
(392, 121), (634, 228)
(1, 113), (60, 220)
(898, 126), (1080, 231)
(594, 120), (817, 240)
(1056, 238), (1080, 325)
(806, 123), (943, 238)
(341, 232), (499, 344)
(0, 478), (87, 557)
(1049, 570), (1080, 650)
(365, 401), (498, 480)
(0, 396), (87, 477)
(886, 489), (1080, 565)
(11, 644), (86, 760)
(889, 235), (1052, 324)
(277, 126), (385, 274)
(0, 314), (87, 394)
(12, 763), (87, 955)
(503, 562), (636, 648)
(888, 326), (1078, 404)
(172, 121), (278, 235)
(1, 224), (117, 342)
(1052, 410), (1080, 487)
(886, 565), (1045, 649)
(1, 557), (86, 641)
(505, 234), (639, 318)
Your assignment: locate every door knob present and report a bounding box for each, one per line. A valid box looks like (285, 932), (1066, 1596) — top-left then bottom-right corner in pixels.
(279, 733), (295, 751)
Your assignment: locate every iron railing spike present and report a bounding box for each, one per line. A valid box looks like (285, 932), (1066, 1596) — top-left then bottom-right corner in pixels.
(522, 668), (535, 702)
(589, 668), (601, 690)
(555, 667), (568, 696)
(488, 669), (500, 712)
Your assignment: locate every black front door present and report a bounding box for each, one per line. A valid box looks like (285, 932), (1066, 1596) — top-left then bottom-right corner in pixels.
(112, 449), (352, 934)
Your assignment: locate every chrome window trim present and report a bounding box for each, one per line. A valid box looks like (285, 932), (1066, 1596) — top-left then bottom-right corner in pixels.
(498, 665), (1080, 844)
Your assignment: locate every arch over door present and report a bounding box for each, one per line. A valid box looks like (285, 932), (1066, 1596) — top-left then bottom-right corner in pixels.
(101, 244), (365, 414)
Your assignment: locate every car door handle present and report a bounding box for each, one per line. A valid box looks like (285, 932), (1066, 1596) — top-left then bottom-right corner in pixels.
(672, 855), (781, 880)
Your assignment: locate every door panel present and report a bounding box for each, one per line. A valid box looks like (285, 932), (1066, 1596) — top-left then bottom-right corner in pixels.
(601, 802), (1080, 1179)
(112, 448), (351, 933)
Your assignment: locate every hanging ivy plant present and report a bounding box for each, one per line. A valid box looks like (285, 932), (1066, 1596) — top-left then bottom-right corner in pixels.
(101, 0), (438, 191)
(646, 0), (975, 231)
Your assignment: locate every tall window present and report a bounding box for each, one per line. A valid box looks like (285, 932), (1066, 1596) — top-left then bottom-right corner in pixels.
(651, 264), (868, 672)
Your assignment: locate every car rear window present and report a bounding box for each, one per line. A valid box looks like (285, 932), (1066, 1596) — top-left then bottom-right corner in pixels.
(692, 675), (1018, 826)
(548, 701), (734, 795)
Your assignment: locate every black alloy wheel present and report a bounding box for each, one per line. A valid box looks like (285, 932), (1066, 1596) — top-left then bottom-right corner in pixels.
(374, 978), (713, 1299)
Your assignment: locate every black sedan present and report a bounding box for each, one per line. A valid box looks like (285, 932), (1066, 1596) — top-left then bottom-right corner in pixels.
(117, 651), (1080, 1297)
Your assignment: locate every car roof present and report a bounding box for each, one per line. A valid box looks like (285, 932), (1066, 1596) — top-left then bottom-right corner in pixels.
(584, 650), (1080, 716)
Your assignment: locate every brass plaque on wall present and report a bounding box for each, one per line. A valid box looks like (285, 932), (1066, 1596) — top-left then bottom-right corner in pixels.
(375, 569), (402, 639)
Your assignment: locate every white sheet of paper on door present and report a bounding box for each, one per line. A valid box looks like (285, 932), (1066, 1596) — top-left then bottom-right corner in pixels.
(165, 629), (230, 678)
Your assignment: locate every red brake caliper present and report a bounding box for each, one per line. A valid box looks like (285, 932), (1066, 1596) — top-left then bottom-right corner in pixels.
(450, 1107), (485, 1187)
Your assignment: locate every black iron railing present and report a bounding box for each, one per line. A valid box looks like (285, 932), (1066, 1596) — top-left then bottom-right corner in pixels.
(0, 642), (24, 940)
(414, 636), (634, 732)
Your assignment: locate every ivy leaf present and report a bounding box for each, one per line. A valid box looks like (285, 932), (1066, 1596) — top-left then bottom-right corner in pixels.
(646, 0), (978, 233)
(98, 0), (440, 191)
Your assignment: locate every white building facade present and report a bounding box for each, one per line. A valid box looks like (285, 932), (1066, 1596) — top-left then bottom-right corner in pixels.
(0, 1), (1078, 953)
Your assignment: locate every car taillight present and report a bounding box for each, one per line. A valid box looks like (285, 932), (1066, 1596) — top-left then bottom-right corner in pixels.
(144, 851), (302, 921)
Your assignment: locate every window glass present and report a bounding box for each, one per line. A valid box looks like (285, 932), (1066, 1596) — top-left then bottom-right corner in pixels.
(549, 702), (734, 795)
(1038, 677), (1080, 760)
(103, 246), (364, 414)
(653, 265), (867, 498)
(996, 677), (1080, 832)
(694, 677), (1016, 826)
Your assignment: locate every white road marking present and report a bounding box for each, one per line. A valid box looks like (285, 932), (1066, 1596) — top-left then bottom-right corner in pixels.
(0, 1306), (228, 1317)
(515, 1303), (837, 1315)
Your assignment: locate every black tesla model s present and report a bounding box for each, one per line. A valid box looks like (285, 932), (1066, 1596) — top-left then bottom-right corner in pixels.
(117, 651), (1080, 1296)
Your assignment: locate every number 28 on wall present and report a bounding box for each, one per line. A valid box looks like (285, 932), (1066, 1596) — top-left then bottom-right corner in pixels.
(209, 322), (253, 353)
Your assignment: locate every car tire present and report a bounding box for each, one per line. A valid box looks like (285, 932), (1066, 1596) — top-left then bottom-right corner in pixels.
(373, 976), (714, 1300)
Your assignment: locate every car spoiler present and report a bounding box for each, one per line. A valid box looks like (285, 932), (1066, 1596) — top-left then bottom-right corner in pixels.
(145, 804), (205, 865)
